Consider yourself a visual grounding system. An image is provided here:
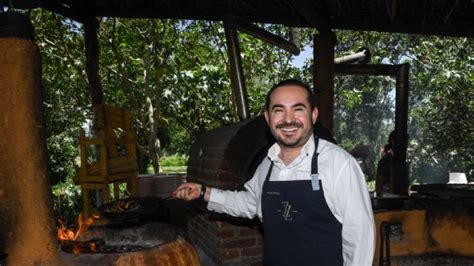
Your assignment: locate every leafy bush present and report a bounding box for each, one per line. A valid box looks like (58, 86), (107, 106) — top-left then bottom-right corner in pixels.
(51, 178), (82, 226)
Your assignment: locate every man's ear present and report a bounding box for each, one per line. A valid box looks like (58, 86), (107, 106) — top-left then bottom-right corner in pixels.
(264, 111), (270, 125)
(312, 107), (318, 124)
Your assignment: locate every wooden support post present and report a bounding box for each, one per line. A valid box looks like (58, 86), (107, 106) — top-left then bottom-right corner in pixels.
(84, 17), (103, 107)
(393, 63), (410, 195)
(313, 31), (337, 134)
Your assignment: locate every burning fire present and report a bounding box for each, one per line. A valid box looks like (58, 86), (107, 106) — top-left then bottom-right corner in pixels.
(57, 213), (99, 255)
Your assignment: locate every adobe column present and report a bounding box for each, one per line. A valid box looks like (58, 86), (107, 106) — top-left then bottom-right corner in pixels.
(0, 12), (58, 264)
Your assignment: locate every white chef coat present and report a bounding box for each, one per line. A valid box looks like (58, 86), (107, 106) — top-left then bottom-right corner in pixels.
(207, 135), (376, 265)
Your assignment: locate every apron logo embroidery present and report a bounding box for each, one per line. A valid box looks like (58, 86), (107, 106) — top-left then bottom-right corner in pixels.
(277, 201), (297, 221)
(266, 191), (280, 195)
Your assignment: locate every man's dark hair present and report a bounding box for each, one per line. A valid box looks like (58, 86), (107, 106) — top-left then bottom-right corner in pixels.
(265, 79), (316, 111)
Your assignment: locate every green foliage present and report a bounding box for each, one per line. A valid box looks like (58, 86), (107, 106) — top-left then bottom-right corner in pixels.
(46, 134), (79, 185)
(366, 180), (376, 192)
(330, 31), (473, 183)
(332, 31), (401, 181)
(96, 19), (313, 157)
(160, 154), (188, 167)
(51, 178), (82, 226)
(30, 10), (89, 184)
(407, 36), (473, 181)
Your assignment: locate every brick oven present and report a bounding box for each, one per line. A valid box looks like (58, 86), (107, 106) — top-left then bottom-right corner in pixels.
(186, 116), (274, 265)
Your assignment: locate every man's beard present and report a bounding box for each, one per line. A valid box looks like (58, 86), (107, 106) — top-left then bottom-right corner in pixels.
(274, 121), (307, 148)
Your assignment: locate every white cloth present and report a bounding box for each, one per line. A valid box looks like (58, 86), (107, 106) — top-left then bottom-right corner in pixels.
(207, 135), (376, 265)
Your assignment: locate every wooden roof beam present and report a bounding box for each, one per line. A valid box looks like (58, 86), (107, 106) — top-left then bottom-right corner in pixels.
(444, 0), (460, 23)
(385, 0), (397, 21)
(283, 0), (331, 32)
(39, 0), (84, 23)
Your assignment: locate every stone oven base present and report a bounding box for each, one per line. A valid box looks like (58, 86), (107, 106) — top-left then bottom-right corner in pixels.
(58, 222), (200, 266)
(59, 237), (199, 266)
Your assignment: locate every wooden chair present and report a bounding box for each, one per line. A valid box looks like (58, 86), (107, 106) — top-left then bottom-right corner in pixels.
(74, 105), (138, 217)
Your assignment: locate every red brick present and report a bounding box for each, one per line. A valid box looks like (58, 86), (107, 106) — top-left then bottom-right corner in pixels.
(221, 237), (256, 248)
(220, 239), (239, 249)
(239, 227), (261, 236)
(241, 246), (263, 257)
(219, 229), (235, 239)
(221, 249), (240, 260)
(239, 238), (257, 248)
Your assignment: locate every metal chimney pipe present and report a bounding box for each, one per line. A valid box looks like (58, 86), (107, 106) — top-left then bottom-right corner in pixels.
(310, 48), (371, 74)
(235, 19), (300, 55)
(334, 48), (371, 65)
(224, 20), (249, 121)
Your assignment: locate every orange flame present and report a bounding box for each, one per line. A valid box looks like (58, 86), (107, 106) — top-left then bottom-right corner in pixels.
(57, 213), (99, 241)
(57, 213), (100, 254)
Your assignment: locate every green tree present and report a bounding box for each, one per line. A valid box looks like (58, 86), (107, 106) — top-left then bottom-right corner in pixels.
(31, 10), (88, 222)
(405, 36), (473, 181)
(331, 31), (402, 180)
(31, 10), (89, 184)
(322, 31), (473, 182)
(98, 19), (313, 164)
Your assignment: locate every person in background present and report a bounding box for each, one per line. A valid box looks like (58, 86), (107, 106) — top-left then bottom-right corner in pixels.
(376, 131), (396, 193)
(173, 79), (375, 265)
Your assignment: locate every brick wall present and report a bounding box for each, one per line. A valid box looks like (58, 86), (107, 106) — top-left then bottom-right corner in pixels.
(136, 173), (265, 265)
(138, 174), (186, 198)
(188, 203), (263, 266)
(186, 116), (272, 265)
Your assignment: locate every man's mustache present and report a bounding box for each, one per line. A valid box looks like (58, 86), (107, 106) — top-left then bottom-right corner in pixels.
(276, 121), (303, 129)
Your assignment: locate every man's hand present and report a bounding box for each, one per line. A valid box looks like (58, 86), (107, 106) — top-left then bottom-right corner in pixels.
(172, 182), (202, 201)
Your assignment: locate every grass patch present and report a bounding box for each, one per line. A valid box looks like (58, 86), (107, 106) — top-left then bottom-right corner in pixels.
(146, 154), (188, 174)
(161, 154), (187, 167)
(161, 165), (187, 173)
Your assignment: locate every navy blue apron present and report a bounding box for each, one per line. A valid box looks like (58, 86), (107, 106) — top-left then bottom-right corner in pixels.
(261, 137), (343, 266)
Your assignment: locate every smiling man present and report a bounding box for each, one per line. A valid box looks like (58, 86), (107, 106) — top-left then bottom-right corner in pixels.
(174, 79), (375, 265)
